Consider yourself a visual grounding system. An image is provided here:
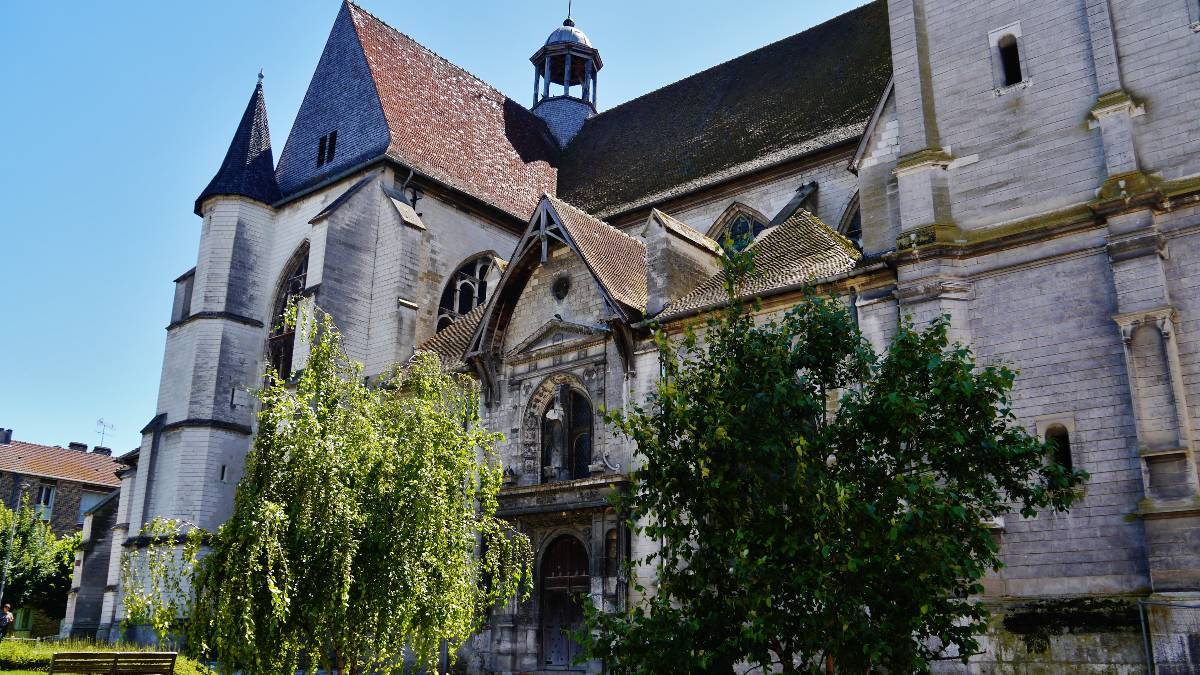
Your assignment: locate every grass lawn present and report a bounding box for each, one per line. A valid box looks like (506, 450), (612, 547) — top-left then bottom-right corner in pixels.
(0, 639), (211, 674)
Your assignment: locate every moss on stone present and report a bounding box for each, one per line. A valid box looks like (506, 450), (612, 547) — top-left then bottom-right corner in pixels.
(1000, 597), (1141, 654)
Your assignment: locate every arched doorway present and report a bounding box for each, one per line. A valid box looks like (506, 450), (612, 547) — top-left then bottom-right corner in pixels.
(541, 535), (589, 669)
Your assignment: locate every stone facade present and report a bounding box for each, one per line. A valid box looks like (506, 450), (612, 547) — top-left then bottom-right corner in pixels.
(74, 0), (1200, 671)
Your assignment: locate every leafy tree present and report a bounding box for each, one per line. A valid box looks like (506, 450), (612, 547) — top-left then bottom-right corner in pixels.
(120, 516), (204, 646)
(581, 255), (1087, 673)
(0, 497), (78, 620)
(189, 309), (531, 674)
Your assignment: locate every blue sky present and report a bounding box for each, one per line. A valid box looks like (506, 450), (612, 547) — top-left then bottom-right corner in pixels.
(0, 0), (865, 453)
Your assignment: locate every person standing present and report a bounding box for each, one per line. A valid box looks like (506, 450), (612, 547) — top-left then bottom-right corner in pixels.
(0, 604), (13, 641)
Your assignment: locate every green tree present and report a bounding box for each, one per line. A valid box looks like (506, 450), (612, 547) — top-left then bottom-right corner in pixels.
(581, 256), (1087, 673)
(0, 497), (78, 620)
(188, 309), (531, 674)
(120, 516), (204, 646)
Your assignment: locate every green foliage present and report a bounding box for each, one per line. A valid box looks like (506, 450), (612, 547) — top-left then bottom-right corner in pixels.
(580, 252), (1087, 674)
(0, 639), (211, 674)
(0, 497), (78, 619)
(189, 308), (532, 674)
(120, 517), (204, 646)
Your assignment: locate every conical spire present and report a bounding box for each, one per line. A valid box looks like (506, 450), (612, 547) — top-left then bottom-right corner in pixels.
(194, 76), (283, 215)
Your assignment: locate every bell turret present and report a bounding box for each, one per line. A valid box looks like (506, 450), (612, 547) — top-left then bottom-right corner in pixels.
(530, 15), (602, 148)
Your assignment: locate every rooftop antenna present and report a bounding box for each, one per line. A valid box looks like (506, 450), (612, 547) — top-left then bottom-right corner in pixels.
(96, 418), (114, 447)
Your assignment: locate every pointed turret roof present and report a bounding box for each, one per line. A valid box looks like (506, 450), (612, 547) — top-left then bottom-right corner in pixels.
(195, 77), (283, 215)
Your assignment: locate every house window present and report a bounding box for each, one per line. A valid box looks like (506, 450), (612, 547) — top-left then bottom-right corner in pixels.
(541, 386), (593, 483)
(998, 35), (1022, 86)
(77, 491), (107, 525)
(267, 245), (309, 377)
(1046, 424), (1073, 472)
(34, 484), (55, 521)
(437, 256), (494, 332)
(316, 130), (338, 167)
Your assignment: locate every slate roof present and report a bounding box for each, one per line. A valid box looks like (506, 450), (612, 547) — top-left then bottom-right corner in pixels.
(556, 0), (891, 218)
(0, 440), (122, 488)
(412, 303), (488, 370)
(346, 2), (559, 220)
(195, 80), (283, 216)
(659, 209), (861, 319)
(545, 194), (648, 315)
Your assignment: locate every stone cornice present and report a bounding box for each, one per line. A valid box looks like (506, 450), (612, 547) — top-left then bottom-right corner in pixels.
(893, 147), (953, 177)
(167, 311), (264, 331)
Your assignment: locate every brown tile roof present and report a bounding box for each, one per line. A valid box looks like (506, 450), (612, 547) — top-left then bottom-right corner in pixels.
(0, 440), (121, 488)
(556, 0), (892, 218)
(659, 209), (860, 319)
(545, 194), (648, 315)
(412, 303), (488, 370)
(651, 209), (721, 254)
(347, 2), (559, 220)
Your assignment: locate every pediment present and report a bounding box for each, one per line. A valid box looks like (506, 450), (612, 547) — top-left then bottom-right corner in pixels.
(507, 318), (607, 357)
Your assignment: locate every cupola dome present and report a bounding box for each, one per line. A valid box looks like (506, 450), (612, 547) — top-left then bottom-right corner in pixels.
(530, 14), (603, 148)
(545, 19), (592, 47)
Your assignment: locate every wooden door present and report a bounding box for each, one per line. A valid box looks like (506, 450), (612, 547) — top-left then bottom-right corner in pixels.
(541, 536), (589, 669)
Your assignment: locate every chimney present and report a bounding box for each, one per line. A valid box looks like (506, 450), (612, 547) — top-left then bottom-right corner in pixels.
(93, 446), (112, 456)
(68, 441), (88, 452)
(0, 429), (11, 444)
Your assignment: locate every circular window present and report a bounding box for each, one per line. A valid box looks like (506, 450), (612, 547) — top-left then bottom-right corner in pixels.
(552, 275), (571, 300)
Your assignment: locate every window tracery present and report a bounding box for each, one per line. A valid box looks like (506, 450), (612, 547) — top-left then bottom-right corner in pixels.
(541, 385), (593, 483)
(709, 203), (771, 253)
(438, 255), (495, 331)
(267, 245), (309, 377)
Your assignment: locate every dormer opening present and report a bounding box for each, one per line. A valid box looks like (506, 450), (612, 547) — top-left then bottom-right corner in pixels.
(316, 130), (337, 167)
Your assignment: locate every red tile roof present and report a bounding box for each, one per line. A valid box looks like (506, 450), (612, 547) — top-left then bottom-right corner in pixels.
(0, 440), (122, 488)
(412, 303), (488, 370)
(545, 194), (648, 315)
(347, 3), (559, 220)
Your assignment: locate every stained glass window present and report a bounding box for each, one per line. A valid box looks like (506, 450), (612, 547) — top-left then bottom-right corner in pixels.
(723, 213), (766, 252)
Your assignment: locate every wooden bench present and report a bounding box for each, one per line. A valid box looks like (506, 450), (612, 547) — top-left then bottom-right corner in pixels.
(49, 651), (177, 674)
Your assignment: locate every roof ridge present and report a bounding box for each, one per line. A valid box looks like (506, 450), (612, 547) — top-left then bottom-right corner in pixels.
(346, 2), (531, 112)
(580, 0), (881, 124)
(546, 193), (643, 247)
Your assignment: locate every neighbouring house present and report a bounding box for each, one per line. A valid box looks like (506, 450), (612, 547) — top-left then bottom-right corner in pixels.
(0, 428), (122, 638)
(0, 428), (120, 537)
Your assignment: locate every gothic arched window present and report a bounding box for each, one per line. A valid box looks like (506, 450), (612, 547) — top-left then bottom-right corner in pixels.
(709, 203), (770, 253)
(839, 193), (863, 251)
(437, 255), (495, 332)
(541, 386), (593, 483)
(267, 245), (308, 377)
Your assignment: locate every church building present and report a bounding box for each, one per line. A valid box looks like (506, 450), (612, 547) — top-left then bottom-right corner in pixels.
(64, 0), (1200, 671)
